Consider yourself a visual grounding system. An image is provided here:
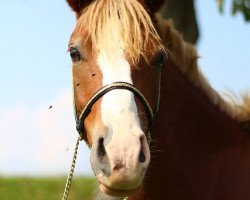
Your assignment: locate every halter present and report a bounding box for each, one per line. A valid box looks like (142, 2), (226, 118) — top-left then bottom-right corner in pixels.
(62, 53), (166, 200)
(62, 82), (155, 200)
(75, 81), (154, 145)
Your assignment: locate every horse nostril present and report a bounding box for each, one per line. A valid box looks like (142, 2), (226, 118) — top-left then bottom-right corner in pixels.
(97, 137), (106, 160)
(97, 137), (111, 177)
(139, 136), (147, 163)
(139, 151), (146, 163)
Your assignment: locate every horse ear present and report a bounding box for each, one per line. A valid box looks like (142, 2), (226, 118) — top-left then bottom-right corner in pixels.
(66, 0), (92, 14)
(145, 0), (166, 13)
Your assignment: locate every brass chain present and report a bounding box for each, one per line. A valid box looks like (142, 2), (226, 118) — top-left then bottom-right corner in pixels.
(62, 136), (81, 200)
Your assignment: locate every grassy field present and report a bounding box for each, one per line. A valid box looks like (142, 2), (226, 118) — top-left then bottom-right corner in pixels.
(0, 176), (96, 200)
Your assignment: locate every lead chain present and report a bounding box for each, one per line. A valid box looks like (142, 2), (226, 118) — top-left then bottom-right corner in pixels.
(62, 136), (81, 200)
(62, 136), (130, 200)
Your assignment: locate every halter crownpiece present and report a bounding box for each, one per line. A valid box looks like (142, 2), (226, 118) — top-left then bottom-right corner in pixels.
(74, 81), (154, 145)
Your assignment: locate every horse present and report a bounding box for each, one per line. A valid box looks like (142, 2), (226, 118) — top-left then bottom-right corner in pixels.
(65, 0), (250, 199)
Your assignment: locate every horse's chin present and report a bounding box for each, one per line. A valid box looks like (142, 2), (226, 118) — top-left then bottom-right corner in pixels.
(97, 172), (142, 197)
(99, 182), (141, 197)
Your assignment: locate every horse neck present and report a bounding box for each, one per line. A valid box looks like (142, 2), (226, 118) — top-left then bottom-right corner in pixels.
(137, 60), (249, 199)
(153, 59), (243, 155)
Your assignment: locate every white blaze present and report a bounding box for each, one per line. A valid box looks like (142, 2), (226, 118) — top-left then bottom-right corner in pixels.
(97, 49), (143, 168)
(97, 49), (139, 126)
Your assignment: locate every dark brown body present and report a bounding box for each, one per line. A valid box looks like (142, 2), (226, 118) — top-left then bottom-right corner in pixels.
(133, 60), (250, 200)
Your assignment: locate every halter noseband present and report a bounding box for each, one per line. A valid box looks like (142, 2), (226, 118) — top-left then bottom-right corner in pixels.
(74, 82), (154, 145)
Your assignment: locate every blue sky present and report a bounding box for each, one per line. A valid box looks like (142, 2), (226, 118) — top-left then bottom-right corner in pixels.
(0, 0), (249, 176)
(197, 0), (250, 92)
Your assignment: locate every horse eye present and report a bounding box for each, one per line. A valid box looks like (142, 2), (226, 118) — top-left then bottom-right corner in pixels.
(69, 47), (81, 63)
(156, 51), (166, 67)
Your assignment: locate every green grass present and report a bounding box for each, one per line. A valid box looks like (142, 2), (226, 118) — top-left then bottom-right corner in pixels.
(0, 176), (96, 200)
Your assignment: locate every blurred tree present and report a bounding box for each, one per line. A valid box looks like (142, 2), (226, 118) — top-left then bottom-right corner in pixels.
(218, 0), (250, 20)
(160, 0), (199, 44)
(160, 0), (250, 44)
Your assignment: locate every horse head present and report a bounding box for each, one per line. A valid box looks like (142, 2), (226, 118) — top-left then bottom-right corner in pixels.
(66, 0), (166, 197)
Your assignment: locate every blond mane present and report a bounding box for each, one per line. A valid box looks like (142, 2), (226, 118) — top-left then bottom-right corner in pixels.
(155, 18), (229, 114)
(77, 0), (164, 64)
(156, 16), (250, 123)
(222, 92), (250, 122)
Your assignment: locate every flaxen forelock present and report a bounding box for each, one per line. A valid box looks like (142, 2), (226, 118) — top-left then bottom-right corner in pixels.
(77, 0), (165, 64)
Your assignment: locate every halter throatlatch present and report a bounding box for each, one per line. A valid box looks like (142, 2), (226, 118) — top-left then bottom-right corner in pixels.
(74, 81), (154, 145)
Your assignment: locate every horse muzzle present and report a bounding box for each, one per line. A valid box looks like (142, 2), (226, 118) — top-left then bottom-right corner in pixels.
(91, 127), (150, 197)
